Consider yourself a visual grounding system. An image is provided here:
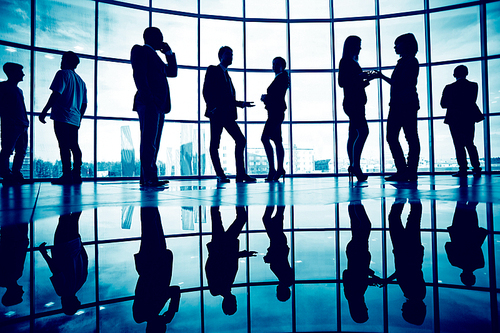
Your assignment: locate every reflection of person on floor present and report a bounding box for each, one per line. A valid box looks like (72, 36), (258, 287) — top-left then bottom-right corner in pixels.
(343, 201), (382, 323)
(386, 199), (426, 325)
(262, 206), (293, 301)
(205, 206), (256, 315)
(445, 201), (487, 286)
(133, 207), (180, 333)
(0, 222), (29, 306)
(39, 212), (87, 315)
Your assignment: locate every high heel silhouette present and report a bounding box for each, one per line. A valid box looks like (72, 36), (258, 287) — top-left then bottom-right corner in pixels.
(273, 169), (286, 182)
(348, 166), (367, 182)
(265, 169), (276, 182)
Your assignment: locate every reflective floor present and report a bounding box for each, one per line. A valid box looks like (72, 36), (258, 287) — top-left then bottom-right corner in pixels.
(1, 176), (499, 332)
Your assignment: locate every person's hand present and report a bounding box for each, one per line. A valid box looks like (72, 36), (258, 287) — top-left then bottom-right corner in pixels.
(244, 101), (255, 108)
(260, 94), (267, 102)
(242, 250), (258, 257)
(39, 114), (47, 124)
(161, 42), (172, 54)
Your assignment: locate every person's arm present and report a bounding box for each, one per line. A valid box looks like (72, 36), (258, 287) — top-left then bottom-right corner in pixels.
(39, 242), (57, 273)
(160, 42), (178, 78)
(80, 103), (87, 120)
(39, 91), (61, 124)
(440, 85), (450, 109)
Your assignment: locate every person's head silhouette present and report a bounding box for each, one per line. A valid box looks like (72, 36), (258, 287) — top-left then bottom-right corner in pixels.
(61, 51), (80, 70)
(143, 27), (164, 50)
(276, 283), (291, 302)
(222, 293), (237, 315)
(460, 270), (476, 286)
(272, 56), (286, 74)
(347, 295), (369, 323)
(61, 295), (81, 315)
(402, 299), (426, 325)
(218, 46), (233, 68)
(342, 35), (362, 61)
(453, 65), (468, 80)
(394, 33), (418, 57)
(3, 62), (24, 83)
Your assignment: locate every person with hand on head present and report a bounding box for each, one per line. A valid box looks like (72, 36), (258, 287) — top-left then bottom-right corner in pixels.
(39, 51), (87, 185)
(0, 62), (30, 185)
(131, 27), (177, 188)
(203, 46), (256, 183)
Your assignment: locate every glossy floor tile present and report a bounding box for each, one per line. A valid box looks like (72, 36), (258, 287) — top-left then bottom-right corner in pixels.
(0, 176), (499, 332)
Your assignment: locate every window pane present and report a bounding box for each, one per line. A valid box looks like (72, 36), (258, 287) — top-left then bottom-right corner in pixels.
(430, 6), (481, 62)
(246, 22), (287, 70)
(380, 14), (426, 67)
(159, 123), (200, 177)
(290, 23), (332, 70)
(431, 62), (482, 118)
(337, 122), (381, 174)
(169, 68), (199, 122)
(153, 0), (197, 13)
(201, 0), (242, 17)
(200, 18), (244, 68)
(97, 60), (135, 118)
(489, 59), (500, 114)
(333, 0), (375, 18)
(379, 0), (423, 15)
(153, 13), (198, 66)
(35, 0), (95, 55)
(289, 0), (331, 19)
(292, 124), (334, 174)
(98, 3), (148, 60)
(290, 73), (333, 121)
(0, 0), (31, 45)
(490, 116), (500, 171)
(246, 0), (286, 19)
(247, 72), (286, 122)
(487, 2), (500, 56)
(334, 20), (377, 69)
(429, 0), (475, 9)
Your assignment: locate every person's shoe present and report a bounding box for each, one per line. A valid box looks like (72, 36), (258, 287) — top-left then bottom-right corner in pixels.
(11, 172), (33, 185)
(273, 169), (286, 182)
(217, 175), (230, 183)
(385, 173), (408, 182)
(265, 169), (276, 182)
(141, 180), (166, 188)
(72, 171), (82, 184)
(158, 179), (169, 185)
(348, 166), (367, 182)
(236, 174), (257, 183)
(472, 167), (482, 178)
(452, 171), (467, 177)
(51, 174), (72, 185)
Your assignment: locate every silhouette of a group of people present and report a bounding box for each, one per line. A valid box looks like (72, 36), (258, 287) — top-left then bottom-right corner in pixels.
(0, 27), (484, 187)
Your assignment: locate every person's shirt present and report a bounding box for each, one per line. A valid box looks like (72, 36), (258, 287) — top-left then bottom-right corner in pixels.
(0, 81), (29, 127)
(203, 64), (242, 120)
(441, 78), (483, 125)
(49, 69), (87, 127)
(338, 57), (369, 110)
(264, 71), (289, 114)
(389, 56), (419, 112)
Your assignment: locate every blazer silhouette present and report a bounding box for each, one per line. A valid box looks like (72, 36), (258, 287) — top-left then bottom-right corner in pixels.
(203, 65), (244, 120)
(338, 57), (369, 112)
(441, 79), (484, 125)
(131, 44), (177, 113)
(263, 72), (289, 116)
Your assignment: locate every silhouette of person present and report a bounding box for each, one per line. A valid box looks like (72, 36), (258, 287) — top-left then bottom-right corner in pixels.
(342, 201), (382, 323)
(205, 206), (256, 315)
(440, 65), (484, 178)
(0, 62), (30, 186)
(262, 206), (293, 301)
(260, 58), (289, 182)
(338, 36), (377, 182)
(385, 198), (426, 325)
(377, 33), (420, 182)
(133, 207), (180, 332)
(39, 211), (88, 315)
(0, 222), (29, 306)
(39, 51), (87, 185)
(445, 201), (487, 286)
(131, 27), (177, 188)
(203, 46), (256, 183)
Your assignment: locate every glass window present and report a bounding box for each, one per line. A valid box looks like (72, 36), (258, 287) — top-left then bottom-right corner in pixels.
(97, 60), (135, 118)
(153, 0), (197, 13)
(487, 2), (500, 56)
(430, 6), (481, 62)
(491, 116), (500, 171)
(169, 68), (199, 121)
(429, 0), (476, 9)
(246, 22), (287, 70)
(35, 0), (95, 55)
(200, 0), (242, 17)
(290, 73), (333, 121)
(289, 0), (331, 19)
(380, 14), (426, 67)
(489, 59), (500, 115)
(333, 0), (375, 18)
(334, 20), (377, 69)
(295, 231), (336, 279)
(0, 0), (31, 45)
(296, 284), (336, 332)
(292, 124), (334, 174)
(290, 22), (332, 70)
(152, 12), (198, 66)
(246, 0), (286, 19)
(246, 71), (286, 122)
(0, 46), (31, 108)
(247, 123), (291, 175)
(98, 2), (148, 60)
(379, 0), (423, 15)
(200, 18), (244, 69)
(159, 122), (200, 177)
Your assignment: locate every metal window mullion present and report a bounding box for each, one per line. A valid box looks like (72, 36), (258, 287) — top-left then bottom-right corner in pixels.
(425, 0), (435, 175)
(480, 2), (491, 172)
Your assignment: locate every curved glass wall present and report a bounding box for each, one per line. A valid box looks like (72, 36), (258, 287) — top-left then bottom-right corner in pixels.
(1, 0), (500, 180)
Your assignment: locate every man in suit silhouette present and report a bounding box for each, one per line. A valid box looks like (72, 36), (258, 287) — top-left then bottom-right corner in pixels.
(131, 27), (177, 187)
(440, 65), (483, 178)
(203, 46), (255, 183)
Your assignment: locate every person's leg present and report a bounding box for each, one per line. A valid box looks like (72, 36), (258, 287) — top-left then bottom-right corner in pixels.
(449, 124), (468, 173)
(402, 114), (420, 180)
(386, 112), (406, 176)
(261, 121), (275, 179)
(11, 127), (28, 178)
(154, 115), (165, 177)
(0, 123), (22, 178)
(352, 119), (369, 169)
(138, 107), (161, 184)
(209, 120), (225, 177)
(54, 121), (73, 180)
(224, 120), (247, 177)
(64, 124), (82, 183)
(463, 123), (480, 171)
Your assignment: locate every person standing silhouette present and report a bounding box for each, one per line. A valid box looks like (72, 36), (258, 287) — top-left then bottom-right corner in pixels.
(131, 27), (177, 188)
(203, 46), (256, 183)
(377, 33), (420, 182)
(0, 62), (29, 185)
(261, 57), (289, 182)
(338, 36), (377, 182)
(440, 65), (484, 178)
(39, 51), (87, 185)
